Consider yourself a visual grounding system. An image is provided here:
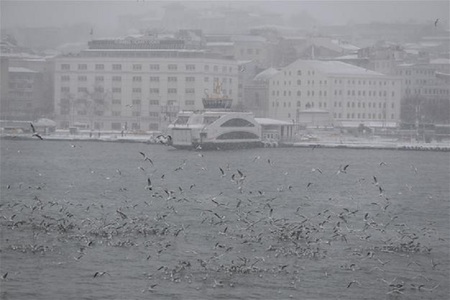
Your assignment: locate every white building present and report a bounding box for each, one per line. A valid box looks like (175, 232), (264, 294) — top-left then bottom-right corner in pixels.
(268, 60), (402, 129)
(54, 37), (238, 131)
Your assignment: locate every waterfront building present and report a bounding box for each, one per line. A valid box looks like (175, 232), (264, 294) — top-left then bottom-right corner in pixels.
(267, 60), (402, 129)
(2, 66), (46, 121)
(53, 35), (238, 131)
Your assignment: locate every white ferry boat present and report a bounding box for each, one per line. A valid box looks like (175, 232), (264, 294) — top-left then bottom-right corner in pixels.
(168, 83), (262, 150)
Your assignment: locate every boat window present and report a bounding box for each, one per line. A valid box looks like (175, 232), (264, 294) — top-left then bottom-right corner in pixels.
(220, 118), (255, 127)
(216, 131), (259, 140)
(174, 116), (189, 125)
(203, 116), (220, 125)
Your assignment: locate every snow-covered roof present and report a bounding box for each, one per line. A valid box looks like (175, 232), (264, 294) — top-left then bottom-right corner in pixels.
(339, 121), (397, 128)
(430, 58), (450, 65)
(206, 42), (234, 47)
(254, 68), (279, 81)
(255, 118), (292, 126)
(231, 35), (266, 43)
(298, 60), (384, 77)
(8, 67), (37, 73)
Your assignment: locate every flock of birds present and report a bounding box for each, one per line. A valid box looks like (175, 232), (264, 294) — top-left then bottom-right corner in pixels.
(0, 142), (447, 299)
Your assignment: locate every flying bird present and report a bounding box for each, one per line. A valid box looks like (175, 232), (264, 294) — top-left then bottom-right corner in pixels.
(434, 18), (439, 27)
(156, 135), (172, 146)
(146, 178), (152, 190)
(30, 123), (43, 140)
(139, 152), (153, 164)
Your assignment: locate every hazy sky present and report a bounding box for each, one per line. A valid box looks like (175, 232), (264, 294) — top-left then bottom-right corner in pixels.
(1, 0), (449, 29)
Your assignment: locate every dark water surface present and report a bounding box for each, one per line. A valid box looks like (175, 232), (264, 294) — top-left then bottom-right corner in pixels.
(1, 140), (449, 299)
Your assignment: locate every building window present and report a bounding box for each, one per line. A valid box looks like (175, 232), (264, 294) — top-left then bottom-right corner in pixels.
(149, 100), (159, 105)
(204, 65), (210, 71)
(132, 88), (141, 93)
(95, 87), (104, 93)
(133, 64), (142, 71)
(186, 64), (195, 71)
(112, 88), (121, 93)
(78, 64), (87, 70)
(112, 76), (121, 82)
(112, 64), (122, 70)
(168, 76), (177, 82)
(185, 100), (195, 106)
(78, 75), (87, 81)
(95, 76), (104, 82)
(149, 76), (159, 82)
(168, 88), (177, 94)
(61, 64), (70, 70)
(132, 76), (142, 82)
(150, 64), (160, 70)
(297, 101), (301, 107)
(186, 76), (195, 82)
(167, 100), (177, 106)
(78, 87), (87, 93)
(112, 99), (121, 105)
(186, 88), (195, 94)
(61, 75), (70, 81)
(149, 88), (159, 94)
(61, 87), (70, 92)
(132, 111), (140, 117)
(297, 91), (301, 96)
(132, 99), (141, 105)
(95, 64), (104, 70)
(112, 111), (121, 117)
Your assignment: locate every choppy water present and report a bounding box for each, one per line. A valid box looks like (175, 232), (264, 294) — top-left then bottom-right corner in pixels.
(1, 140), (449, 299)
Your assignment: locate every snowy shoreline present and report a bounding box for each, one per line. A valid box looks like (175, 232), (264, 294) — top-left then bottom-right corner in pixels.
(2, 133), (450, 152)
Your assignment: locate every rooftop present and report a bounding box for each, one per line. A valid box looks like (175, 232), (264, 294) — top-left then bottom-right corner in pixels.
(297, 60), (385, 77)
(8, 67), (37, 73)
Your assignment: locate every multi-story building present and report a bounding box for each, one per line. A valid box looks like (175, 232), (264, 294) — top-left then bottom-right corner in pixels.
(3, 67), (45, 120)
(268, 60), (402, 128)
(395, 58), (450, 125)
(0, 57), (9, 118)
(53, 36), (238, 131)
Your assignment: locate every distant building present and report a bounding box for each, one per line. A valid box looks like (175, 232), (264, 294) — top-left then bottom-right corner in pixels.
(53, 35), (238, 131)
(268, 60), (402, 129)
(205, 34), (272, 69)
(0, 57), (9, 118)
(3, 67), (45, 120)
(395, 58), (450, 125)
(357, 43), (406, 75)
(243, 67), (279, 117)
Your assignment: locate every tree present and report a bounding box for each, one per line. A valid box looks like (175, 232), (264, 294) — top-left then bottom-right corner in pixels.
(75, 85), (110, 130)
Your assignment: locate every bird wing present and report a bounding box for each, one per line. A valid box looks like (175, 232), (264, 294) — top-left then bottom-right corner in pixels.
(30, 123), (36, 133)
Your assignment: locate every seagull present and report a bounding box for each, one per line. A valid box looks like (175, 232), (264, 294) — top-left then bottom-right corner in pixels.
(156, 135), (172, 145)
(139, 152), (153, 164)
(347, 280), (361, 288)
(434, 18), (439, 27)
(30, 123), (43, 140)
(93, 271), (110, 278)
(146, 178), (152, 190)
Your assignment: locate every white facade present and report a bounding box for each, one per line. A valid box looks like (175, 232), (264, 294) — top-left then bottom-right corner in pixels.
(54, 50), (238, 131)
(268, 60), (402, 128)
